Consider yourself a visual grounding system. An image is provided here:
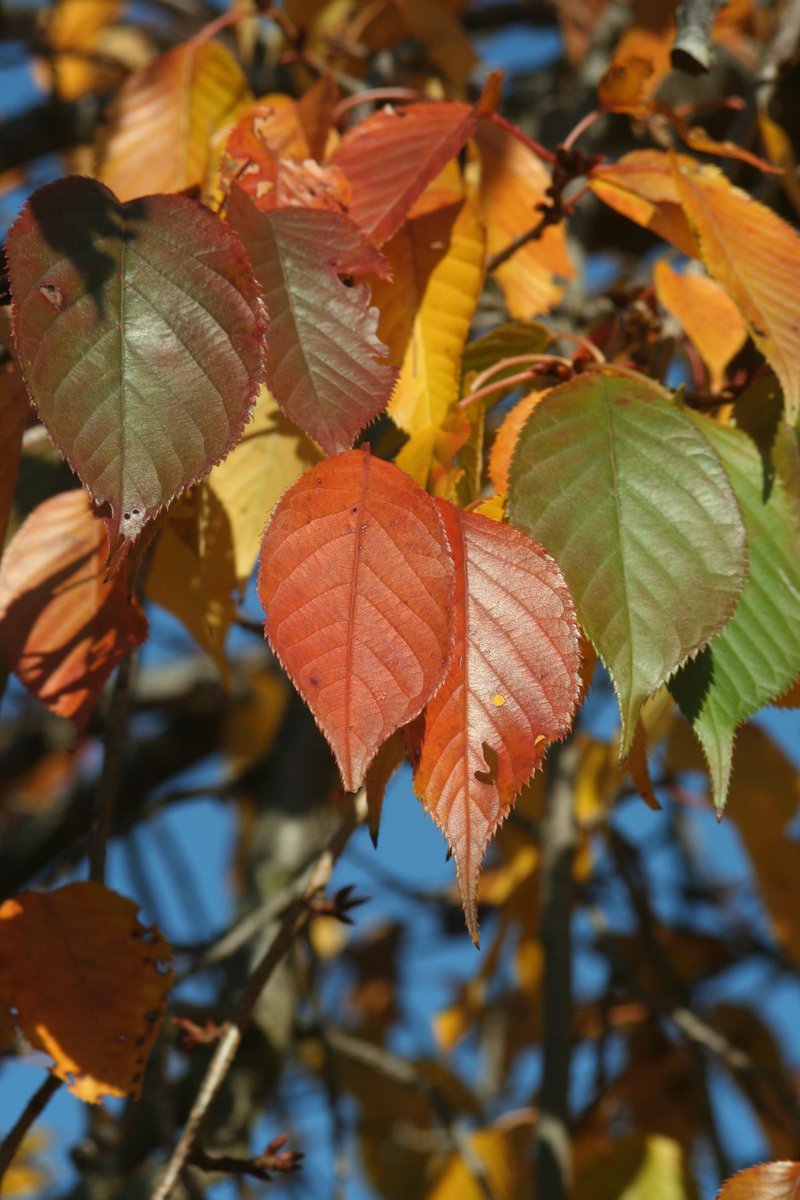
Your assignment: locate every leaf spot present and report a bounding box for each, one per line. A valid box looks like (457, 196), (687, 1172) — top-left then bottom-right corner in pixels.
(492, 693), (505, 706)
(39, 283), (64, 310)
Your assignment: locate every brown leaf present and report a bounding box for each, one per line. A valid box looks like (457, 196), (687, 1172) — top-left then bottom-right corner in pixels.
(0, 882), (173, 1102)
(0, 490), (147, 728)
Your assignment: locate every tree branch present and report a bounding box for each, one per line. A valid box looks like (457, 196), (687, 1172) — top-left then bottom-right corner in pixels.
(536, 738), (580, 1200)
(0, 1074), (61, 1187)
(671, 0), (728, 75)
(150, 790), (368, 1200)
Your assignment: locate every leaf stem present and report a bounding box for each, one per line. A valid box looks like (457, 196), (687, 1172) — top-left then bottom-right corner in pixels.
(484, 112), (556, 165)
(561, 108), (603, 152)
(0, 1074), (61, 1187)
(150, 791), (368, 1200)
(459, 357), (573, 409)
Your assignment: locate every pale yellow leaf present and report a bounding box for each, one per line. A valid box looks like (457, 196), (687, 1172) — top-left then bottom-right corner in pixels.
(146, 485), (237, 679)
(575, 1133), (697, 1200)
(672, 156), (800, 423)
(476, 119), (574, 317)
(98, 40), (251, 200)
(654, 260), (746, 389)
(207, 385), (319, 586)
(373, 191), (485, 436)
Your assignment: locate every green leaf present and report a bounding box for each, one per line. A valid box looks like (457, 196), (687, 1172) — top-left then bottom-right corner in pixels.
(6, 177), (266, 562)
(670, 414), (800, 808)
(460, 319), (552, 389)
(507, 369), (747, 755)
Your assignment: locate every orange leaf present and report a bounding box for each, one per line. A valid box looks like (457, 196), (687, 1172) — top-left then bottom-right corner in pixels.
(330, 100), (478, 246)
(42, 0), (123, 100)
(0, 490), (147, 728)
(0, 882), (173, 1103)
(672, 156), (800, 422)
(297, 73), (339, 161)
(258, 450), (455, 793)
(588, 150), (698, 257)
(653, 259), (746, 389)
(476, 119), (574, 317)
(98, 40), (251, 201)
(412, 501), (580, 941)
(716, 1161), (800, 1199)
(598, 56), (654, 113)
(488, 387), (551, 495)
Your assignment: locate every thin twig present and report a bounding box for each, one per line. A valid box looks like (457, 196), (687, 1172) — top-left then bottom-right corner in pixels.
(89, 649), (134, 882)
(150, 791), (368, 1200)
(0, 1075), (61, 1186)
(536, 739), (581, 1200)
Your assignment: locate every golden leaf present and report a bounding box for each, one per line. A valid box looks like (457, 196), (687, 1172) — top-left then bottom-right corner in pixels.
(373, 191), (485, 437)
(672, 156), (800, 422)
(98, 40), (251, 200)
(476, 119), (574, 317)
(0, 882), (173, 1103)
(42, 0), (123, 100)
(654, 260), (746, 389)
(488, 387), (551, 494)
(207, 385), (319, 587)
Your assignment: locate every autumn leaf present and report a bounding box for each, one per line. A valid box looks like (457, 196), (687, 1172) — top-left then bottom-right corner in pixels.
(575, 1133), (698, 1200)
(42, 0), (123, 101)
(716, 1161), (800, 1199)
(0, 490), (147, 728)
(365, 731), (408, 846)
(97, 39), (251, 200)
(329, 100), (479, 246)
(670, 417), (800, 808)
(0, 882), (172, 1103)
(671, 156), (800, 423)
(207, 385), (319, 588)
(476, 118), (574, 317)
(146, 485), (237, 679)
(7, 177), (266, 559)
(0, 311), (29, 554)
(372, 191), (485, 436)
(461, 319), (552, 386)
(258, 450), (455, 792)
(228, 188), (395, 456)
(653, 260), (746, 389)
(488, 388), (551, 495)
(588, 150), (698, 257)
(507, 370), (748, 755)
(412, 501), (580, 942)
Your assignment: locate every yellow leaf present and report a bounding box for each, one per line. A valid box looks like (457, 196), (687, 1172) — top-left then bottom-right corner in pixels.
(207, 385), (319, 587)
(428, 1122), (534, 1200)
(575, 1133), (698, 1200)
(146, 485), (237, 679)
(588, 150), (698, 258)
(2, 1133), (49, 1197)
(374, 192), (485, 436)
(42, 0), (122, 100)
(0, 882), (173, 1103)
(476, 119), (574, 317)
(653, 260), (746, 390)
(598, 56), (654, 113)
(98, 40), (251, 201)
(672, 156), (800, 423)
(471, 494), (506, 522)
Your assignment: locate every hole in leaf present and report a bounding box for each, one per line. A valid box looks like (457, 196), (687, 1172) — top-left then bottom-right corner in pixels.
(474, 742), (499, 786)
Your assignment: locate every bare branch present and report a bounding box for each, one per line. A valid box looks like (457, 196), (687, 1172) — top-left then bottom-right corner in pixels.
(671, 0), (728, 74)
(0, 1075), (61, 1187)
(150, 790), (368, 1200)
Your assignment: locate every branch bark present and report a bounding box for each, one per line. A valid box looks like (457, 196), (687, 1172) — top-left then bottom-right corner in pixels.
(150, 790), (368, 1200)
(535, 738), (580, 1200)
(671, 0), (728, 74)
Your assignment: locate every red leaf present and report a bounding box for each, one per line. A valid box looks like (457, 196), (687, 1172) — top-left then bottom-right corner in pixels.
(258, 450), (455, 792)
(0, 490), (147, 727)
(413, 501), (580, 942)
(0, 311), (29, 553)
(7, 177), (266, 560)
(329, 101), (477, 245)
(228, 188), (396, 456)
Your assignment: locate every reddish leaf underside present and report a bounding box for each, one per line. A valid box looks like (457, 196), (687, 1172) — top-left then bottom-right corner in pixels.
(412, 503), (581, 942)
(0, 490), (147, 728)
(228, 188), (395, 455)
(329, 101), (477, 245)
(258, 450), (455, 792)
(716, 1160), (800, 1199)
(7, 177), (266, 560)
